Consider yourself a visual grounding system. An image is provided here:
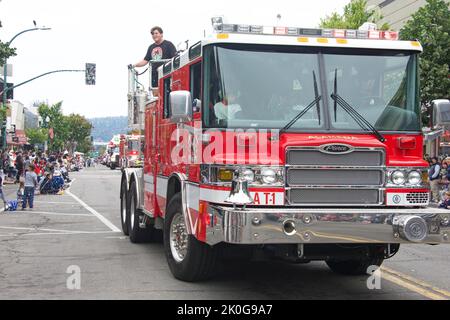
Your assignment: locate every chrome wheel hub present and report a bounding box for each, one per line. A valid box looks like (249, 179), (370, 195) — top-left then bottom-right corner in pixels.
(170, 213), (188, 263)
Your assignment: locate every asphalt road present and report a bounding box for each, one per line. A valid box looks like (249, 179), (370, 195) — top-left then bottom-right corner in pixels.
(0, 166), (449, 300)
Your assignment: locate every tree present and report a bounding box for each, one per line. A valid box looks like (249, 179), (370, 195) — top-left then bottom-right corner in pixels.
(37, 101), (69, 152)
(76, 137), (94, 154)
(400, 0), (450, 111)
(0, 41), (16, 67)
(35, 101), (92, 153)
(25, 128), (48, 146)
(64, 113), (93, 154)
(320, 0), (390, 30)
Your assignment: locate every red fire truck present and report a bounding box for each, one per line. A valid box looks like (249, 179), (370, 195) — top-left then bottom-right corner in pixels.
(121, 18), (450, 282)
(119, 134), (144, 170)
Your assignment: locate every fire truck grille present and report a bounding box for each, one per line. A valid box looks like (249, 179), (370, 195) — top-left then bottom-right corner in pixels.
(406, 193), (429, 205)
(286, 147), (385, 206)
(287, 169), (384, 186)
(287, 149), (384, 166)
(288, 189), (381, 205)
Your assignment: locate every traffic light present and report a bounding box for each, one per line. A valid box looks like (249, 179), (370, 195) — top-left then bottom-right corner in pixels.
(85, 63), (96, 85)
(0, 82), (14, 99)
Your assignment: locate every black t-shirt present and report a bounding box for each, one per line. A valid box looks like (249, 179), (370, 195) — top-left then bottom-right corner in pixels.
(144, 40), (177, 87)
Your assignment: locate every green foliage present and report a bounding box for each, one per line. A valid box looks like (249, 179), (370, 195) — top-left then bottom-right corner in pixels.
(76, 137), (94, 154)
(320, 0), (390, 30)
(25, 128), (48, 145)
(65, 113), (93, 153)
(400, 0), (450, 108)
(0, 41), (16, 66)
(35, 101), (93, 153)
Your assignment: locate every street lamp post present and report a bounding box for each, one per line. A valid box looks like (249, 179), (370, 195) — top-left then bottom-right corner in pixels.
(2, 25), (51, 148)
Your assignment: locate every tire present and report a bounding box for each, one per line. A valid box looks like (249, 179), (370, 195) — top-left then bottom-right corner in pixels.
(326, 257), (385, 276)
(110, 164), (116, 170)
(164, 193), (219, 282)
(128, 179), (155, 243)
(120, 178), (129, 236)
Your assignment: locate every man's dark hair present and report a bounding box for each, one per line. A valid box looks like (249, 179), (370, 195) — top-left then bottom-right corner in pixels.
(151, 26), (163, 34)
(432, 157), (439, 162)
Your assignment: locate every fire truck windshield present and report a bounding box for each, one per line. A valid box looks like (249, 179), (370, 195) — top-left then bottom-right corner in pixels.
(203, 44), (420, 133)
(128, 140), (140, 151)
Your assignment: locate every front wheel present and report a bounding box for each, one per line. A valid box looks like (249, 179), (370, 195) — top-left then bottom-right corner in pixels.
(164, 193), (219, 282)
(326, 257), (384, 276)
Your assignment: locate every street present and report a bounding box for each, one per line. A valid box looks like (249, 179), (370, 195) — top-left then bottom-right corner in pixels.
(0, 166), (448, 300)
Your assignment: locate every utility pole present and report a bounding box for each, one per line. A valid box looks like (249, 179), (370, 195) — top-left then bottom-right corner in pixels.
(2, 24), (51, 148)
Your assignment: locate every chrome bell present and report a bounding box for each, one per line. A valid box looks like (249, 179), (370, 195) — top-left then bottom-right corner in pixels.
(225, 176), (254, 207)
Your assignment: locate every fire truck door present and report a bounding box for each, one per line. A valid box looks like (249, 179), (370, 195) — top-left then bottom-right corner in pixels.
(144, 107), (159, 216)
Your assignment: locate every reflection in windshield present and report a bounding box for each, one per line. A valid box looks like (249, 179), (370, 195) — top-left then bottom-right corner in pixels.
(203, 45), (420, 132)
(204, 45), (323, 129)
(323, 51), (419, 131)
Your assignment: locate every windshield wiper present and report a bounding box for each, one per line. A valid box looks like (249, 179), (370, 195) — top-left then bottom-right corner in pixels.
(280, 73), (322, 134)
(331, 70), (386, 143)
(280, 96), (321, 134)
(313, 71), (321, 125)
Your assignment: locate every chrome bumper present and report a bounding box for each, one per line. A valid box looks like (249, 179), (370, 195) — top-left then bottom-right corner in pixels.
(206, 206), (450, 245)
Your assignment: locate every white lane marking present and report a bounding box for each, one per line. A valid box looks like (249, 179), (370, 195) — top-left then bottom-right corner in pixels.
(66, 180), (121, 232)
(22, 231), (119, 236)
(0, 226), (111, 233)
(0, 231), (119, 237)
(32, 201), (79, 205)
(14, 211), (94, 217)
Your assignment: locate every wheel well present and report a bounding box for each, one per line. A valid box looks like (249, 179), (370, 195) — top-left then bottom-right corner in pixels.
(166, 176), (181, 210)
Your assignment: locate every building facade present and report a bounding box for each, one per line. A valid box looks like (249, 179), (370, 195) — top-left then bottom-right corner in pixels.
(367, 0), (428, 30)
(24, 107), (39, 130)
(6, 100), (27, 146)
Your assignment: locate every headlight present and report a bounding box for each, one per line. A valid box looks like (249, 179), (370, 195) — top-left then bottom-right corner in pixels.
(201, 165), (284, 186)
(260, 168), (277, 184)
(391, 170), (406, 185)
(240, 168), (255, 183)
(407, 171), (422, 185)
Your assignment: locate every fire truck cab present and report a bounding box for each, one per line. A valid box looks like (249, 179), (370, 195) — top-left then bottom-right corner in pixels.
(121, 18), (450, 282)
(107, 135), (121, 170)
(119, 134), (144, 170)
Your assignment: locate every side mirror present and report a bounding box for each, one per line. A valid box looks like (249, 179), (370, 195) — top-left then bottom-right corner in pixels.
(170, 90), (193, 123)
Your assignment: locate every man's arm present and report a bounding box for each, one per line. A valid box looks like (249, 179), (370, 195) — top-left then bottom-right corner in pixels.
(133, 60), (149, 68)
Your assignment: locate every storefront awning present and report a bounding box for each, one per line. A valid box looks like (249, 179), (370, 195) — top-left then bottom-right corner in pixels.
(7, 130), (28, 145)
(424, 128), (445, 142)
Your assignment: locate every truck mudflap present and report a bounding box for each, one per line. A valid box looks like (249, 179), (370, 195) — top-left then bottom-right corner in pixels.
(205, 206), (450, 245)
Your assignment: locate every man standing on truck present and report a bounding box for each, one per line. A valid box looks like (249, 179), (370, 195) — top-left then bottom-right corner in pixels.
(130, 26), (177, 88)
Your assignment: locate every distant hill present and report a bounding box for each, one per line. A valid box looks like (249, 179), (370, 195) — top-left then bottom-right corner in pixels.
(89, 116), (128, 142)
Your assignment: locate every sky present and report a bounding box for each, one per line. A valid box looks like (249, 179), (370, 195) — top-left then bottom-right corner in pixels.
(0, 0), (349, 118)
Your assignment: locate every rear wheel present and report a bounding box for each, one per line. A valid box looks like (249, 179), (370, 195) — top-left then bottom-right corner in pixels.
(128, 180), (155, 243)
(326, 257), (384, 276)
(120, 178), (129, 236)
(164, 193), (219, 282)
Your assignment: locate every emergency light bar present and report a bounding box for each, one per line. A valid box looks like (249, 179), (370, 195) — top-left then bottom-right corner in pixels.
(211, 17), (399, 41)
